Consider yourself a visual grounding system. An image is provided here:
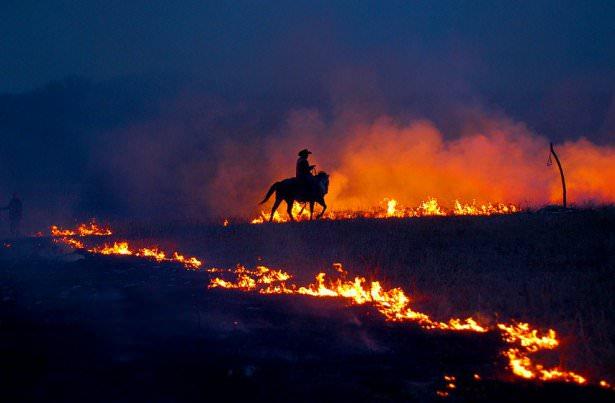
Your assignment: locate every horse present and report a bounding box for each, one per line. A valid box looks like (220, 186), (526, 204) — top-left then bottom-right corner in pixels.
(259, 172), (329, 222)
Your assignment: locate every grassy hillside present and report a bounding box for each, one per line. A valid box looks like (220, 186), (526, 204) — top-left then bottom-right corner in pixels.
(125, 208), (615, 379)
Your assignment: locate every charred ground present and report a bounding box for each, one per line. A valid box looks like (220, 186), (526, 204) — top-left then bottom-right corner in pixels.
(1, 208), (613, 402)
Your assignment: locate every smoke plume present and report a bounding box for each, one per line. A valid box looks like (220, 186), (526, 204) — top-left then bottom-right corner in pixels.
(207, 109), (615, 218)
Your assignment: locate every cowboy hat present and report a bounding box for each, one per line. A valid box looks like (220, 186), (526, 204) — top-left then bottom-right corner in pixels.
(297, 148), (312, 157)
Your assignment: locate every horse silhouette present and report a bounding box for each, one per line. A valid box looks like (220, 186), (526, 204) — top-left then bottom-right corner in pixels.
(260, 172), (329, 222)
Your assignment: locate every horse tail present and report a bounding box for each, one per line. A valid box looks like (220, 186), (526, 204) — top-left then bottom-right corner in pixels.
(260, 182), (279, 204)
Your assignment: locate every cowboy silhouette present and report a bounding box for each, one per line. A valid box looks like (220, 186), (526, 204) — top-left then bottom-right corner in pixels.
(296, 149), (316, 196)
(296, 149), (315, 179)
(260, 149), (329, 221)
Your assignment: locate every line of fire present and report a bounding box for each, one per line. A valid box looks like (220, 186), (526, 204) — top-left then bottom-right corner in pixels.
(29, 219), (612, 398)
(2, 137), (614, 401)
(2, 4), (615, 401)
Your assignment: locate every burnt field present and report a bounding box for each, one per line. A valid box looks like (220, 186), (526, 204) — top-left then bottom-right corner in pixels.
(1, 209), (614, 402)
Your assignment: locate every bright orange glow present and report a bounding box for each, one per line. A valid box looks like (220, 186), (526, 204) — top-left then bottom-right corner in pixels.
(92, 241), (133, 255)
(45, 221), (604, 387)
(139, 247), (167, 261)
(87, 241), (202, 269)
(51, 220), (112, 237)
(208, 264), (591, 385)
(50, 234), (203, 269)
(171, 252), (203, 269)
(209, 117), (615, 220)
(53, 237), (85, 249)
(49, 220), (202, 269)
(252, 197), (520, 223)
(321, 120), (615, 210)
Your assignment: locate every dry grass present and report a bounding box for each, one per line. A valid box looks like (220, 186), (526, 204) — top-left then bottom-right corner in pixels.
(124, 208), (615, 380)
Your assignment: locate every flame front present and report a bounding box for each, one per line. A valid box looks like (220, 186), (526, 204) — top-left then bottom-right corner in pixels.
(50, 222), (202, 269)
(47, 221), (605, 387)
(50, 220), (112, 236)
(209, 264), (590, 385)
(53, 237), (85, 249)
(252, 197), (519, 224)
(87, 241), (203, 269)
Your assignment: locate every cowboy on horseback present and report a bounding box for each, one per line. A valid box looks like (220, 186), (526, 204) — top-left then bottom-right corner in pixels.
(259, 148), (329, 221)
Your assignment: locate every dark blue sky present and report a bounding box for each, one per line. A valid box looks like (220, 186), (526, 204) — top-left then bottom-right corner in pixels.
(2, 1), (614, 139)
(2, 1), (613, 92)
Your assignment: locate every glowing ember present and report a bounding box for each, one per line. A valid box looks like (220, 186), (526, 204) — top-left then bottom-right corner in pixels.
(208, 264), (591, 385)
(171, 252), (203, 269)
(53, 237), (85, 249)
(209, 265), (291, 290)
(252, 197), (519, 223)
(51, 220), (112, 237)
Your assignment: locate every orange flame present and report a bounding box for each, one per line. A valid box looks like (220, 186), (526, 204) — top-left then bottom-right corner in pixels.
(50, 224), (203, 270)
(45, 221), (603, 387)
(53, 237), (85, 249)
(87, 241), (203, 269)
(50, 220), (112, 237)
(208, 264), (591, 385)
(252, 197), (519, 223)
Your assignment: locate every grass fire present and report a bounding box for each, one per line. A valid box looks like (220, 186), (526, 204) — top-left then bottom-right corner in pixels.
(2, 209), (614, 402)
(251, 197), (519, 223)
(207, 263), (588, 384)
(31, 217), (612, 401)
(2, 3), (615, 401)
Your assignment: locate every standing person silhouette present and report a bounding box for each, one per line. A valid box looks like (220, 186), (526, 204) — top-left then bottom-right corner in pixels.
(2, 193), (23, 237)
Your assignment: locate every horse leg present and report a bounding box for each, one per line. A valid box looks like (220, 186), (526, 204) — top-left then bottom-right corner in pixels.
(309, 201), (315, 220)
(286, 199), (295, 221)
(316, 198), (327, 219)
(269, 197), (282, 222)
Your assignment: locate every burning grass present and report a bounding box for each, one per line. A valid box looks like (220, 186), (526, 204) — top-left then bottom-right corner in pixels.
(251, 197), (519, 223)
(208, 263), (591, 385)
(50, 224), (202, 270)
(50, 220), (112, 237)
(45, 215), (610, 388)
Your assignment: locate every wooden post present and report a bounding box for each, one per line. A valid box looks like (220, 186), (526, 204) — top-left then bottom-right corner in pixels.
(550, 142), (567, 208)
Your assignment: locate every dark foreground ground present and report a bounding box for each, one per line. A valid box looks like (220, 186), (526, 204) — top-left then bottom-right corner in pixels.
(1, 209), (614, 402)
